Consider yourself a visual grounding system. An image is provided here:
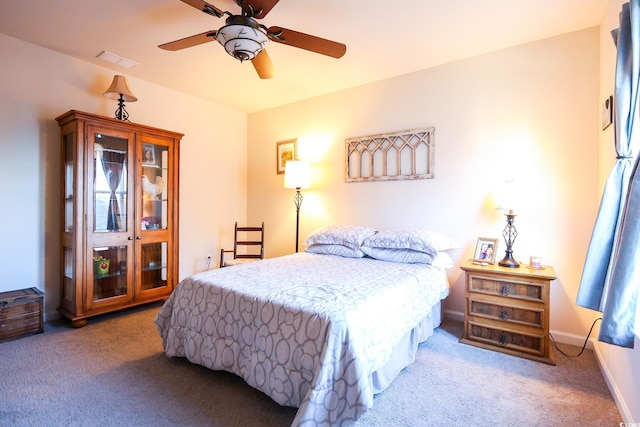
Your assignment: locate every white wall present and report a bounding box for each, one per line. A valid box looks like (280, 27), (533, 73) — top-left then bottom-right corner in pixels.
(0, 33), (247, 319)
(248, 28), (600, 337)
(593, 0), (640, 423)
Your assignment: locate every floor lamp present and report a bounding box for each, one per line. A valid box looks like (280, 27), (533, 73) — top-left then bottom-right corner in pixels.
(284, 160), (311, 252)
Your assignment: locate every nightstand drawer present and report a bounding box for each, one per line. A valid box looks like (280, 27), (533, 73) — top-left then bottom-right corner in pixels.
(468, 275), (543, 303)
(468, 298), (544, 329)
(466, 321), (544, 357)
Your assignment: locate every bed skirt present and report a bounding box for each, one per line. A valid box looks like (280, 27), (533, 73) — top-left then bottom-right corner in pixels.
(371, 302), (442, 393)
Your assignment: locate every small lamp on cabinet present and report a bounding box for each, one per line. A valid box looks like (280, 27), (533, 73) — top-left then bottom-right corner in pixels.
(104, 75), (137, 121)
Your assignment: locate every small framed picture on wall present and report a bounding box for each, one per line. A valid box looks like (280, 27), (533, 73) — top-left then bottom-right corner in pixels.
(276, 139), (297, 174)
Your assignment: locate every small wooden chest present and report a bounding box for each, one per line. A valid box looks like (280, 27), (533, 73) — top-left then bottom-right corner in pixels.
(0, 287), (44, 343)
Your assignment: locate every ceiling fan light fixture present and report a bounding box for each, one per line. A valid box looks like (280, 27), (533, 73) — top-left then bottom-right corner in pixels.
(217, 25), (267, 62)
(160, 1), (347, 77)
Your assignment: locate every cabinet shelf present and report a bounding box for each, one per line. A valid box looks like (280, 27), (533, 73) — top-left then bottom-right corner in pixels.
(94, 271), (124, 280)
(142, 265), (165, 273)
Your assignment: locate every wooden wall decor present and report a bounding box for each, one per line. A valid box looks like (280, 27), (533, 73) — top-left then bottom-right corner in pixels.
(345, 127), (435, 182)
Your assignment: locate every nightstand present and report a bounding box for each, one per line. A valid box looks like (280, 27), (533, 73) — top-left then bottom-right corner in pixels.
(460, 260), (557, 365)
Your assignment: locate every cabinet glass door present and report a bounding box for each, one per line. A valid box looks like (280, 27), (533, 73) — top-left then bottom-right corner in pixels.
(88, 127), (134, 307)
(93, 246), (128, 300)
(140, 142), (169, 230)
(141, 242), (168, 290)
(61, 129), (76, 308)
(63, 133), (74, 233)
(137, 137), (173, 298)
(94, 134), (128, 232)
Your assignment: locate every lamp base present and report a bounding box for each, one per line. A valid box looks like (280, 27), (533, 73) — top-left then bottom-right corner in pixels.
(499, 251), (520, 268)
(114, 95), (130, 121)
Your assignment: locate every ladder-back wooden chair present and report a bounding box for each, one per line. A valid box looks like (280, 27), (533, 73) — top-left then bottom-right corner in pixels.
(219, 222), (265, 268)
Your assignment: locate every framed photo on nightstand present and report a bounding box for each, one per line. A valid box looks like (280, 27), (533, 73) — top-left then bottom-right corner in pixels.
(473, 237), (498, 264)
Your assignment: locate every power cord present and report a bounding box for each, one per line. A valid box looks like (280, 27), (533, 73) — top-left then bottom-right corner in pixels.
(549, 317), (602, 358)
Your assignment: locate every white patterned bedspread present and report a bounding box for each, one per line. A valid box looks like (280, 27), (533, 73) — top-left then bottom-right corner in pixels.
(155, 252), (450, 426)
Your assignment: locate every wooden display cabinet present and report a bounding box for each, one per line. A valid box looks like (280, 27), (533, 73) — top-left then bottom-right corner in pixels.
(460, 260), (557, 365)
(56, 110), (182, 327)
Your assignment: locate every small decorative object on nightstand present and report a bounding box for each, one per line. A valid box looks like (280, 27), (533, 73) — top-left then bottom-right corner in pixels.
(460, 260), (557, 365)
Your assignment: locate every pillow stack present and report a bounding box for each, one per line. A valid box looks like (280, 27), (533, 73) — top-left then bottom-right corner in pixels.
(304, 225), (459, 267)
(304, 224), (376, 258)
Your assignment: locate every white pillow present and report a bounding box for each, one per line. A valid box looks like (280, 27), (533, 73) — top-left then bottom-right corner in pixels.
(361, 247), (435, 264)
(305, 244), (365, 258)
(304, 225), (377, 250)
(362, 229), (460, 256)
(431, 252), (455, 270)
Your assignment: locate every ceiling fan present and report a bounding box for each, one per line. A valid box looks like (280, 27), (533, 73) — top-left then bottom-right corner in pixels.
(159, 0), (347, 79)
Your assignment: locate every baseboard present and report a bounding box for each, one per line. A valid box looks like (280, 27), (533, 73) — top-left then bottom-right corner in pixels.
(547, 328), (596, 349)
(591, 343), (634, 423)
(443, 309), (464, 323)
(44, 310), (61, 323)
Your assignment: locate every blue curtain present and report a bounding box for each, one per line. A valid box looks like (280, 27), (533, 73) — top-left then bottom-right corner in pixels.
(576, 0), (640, 348)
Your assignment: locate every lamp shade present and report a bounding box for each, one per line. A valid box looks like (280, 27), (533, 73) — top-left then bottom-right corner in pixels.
(104, 75), (137, 102)
(284, 160), (311, 189)
(496, 178), (517, 214)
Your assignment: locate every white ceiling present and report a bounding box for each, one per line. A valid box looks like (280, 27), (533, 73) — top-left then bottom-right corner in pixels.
(0, 0), (608, 113)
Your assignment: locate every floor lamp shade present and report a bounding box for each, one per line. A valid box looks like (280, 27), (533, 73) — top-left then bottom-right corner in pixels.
(284, 161), (311, 189)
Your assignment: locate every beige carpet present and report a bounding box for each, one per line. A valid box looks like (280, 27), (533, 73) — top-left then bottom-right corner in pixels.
(0, 302), (621, 426)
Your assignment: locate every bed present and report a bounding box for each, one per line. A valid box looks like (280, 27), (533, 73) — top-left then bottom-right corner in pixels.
(155, 226), (455, 426)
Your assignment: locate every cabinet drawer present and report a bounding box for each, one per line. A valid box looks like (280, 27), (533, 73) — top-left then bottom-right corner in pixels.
(468, 275), (543, 302)
(468, 298), (543, 329)
(466, 321), (544, 357)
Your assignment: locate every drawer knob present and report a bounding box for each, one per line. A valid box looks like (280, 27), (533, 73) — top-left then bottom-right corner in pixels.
(499, 333), (508, 346)
(499, 310), (508, 320)
(500, 285), (509, 296)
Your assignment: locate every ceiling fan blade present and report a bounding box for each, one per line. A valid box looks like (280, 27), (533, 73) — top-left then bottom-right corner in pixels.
(159, 30), (217, 51)
(267, 26), (346, 58)
(251, 49), (275, 79)
(243, 0), (279, 19)
(180, 0), (225, 18)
